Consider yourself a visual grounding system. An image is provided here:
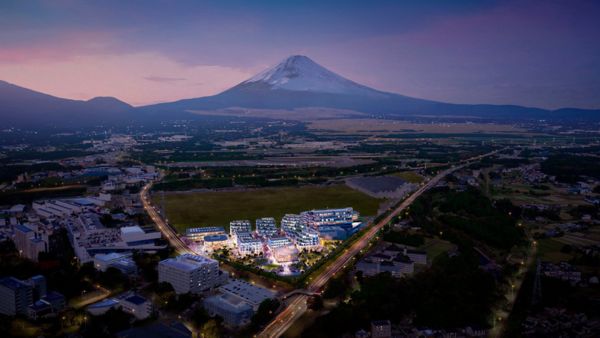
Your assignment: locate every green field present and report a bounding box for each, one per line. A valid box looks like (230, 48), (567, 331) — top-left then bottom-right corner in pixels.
(420, 237), (455, 261)
(393, 171), (424, 183)
(155, 184), (382, 232)
(537, 238), (572, 262)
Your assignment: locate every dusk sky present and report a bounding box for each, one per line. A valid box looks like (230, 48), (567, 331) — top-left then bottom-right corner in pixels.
(1, 0), (599, 108)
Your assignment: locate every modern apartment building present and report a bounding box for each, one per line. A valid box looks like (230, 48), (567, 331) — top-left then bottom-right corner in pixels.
(256, 217), (278, 238)
(158, 254), (226, 294)
(0, 277), (33, 316)
(235, 232), (263, 256)
(229, 220), (252, 239)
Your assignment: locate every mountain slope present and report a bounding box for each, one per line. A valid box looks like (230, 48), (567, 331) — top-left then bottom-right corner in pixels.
(242, 55), (385, 97)
(142, 55), (599, 121)
(0, 80), (133, 128)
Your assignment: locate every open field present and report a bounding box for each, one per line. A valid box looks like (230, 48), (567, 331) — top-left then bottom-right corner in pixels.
(393, 171), (424, 183)
(493, 183), (590, 207)
(308, 118), (527, 134)
(155, 184), (382, 232)
(555, 232), (600, 247)
(536, 238), (572, 263)
(420, 237), (456, 261)
(189, 107), (366, 121)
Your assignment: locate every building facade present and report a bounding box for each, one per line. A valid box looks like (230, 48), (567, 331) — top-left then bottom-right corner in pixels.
(0, 277), (33, 316)
(158, 254), (225, 294)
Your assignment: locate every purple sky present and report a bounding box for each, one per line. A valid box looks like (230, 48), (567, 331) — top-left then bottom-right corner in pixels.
(1, 0), (599, 108)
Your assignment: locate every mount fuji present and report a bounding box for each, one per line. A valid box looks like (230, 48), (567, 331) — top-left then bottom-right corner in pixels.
(141, 55), (599, 121)
(241, 55), (385, 97)
(2, 55), (598, 128)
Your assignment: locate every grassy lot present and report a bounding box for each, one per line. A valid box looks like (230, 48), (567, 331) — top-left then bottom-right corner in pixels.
(536, 238), (572, 262)
(392, 171), (424, 183)
(419, 237), (455, 262)
(156, 184), (381, 232)
(493, 183), (589, 207)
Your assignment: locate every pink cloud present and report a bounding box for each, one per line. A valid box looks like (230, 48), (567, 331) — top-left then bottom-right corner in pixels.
(0, 30), (117, 63)
(0, 52), (258, 105)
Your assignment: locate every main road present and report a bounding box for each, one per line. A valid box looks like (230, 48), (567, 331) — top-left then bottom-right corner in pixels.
(140, 183), (192, 254)
(258, 149), (502, 338)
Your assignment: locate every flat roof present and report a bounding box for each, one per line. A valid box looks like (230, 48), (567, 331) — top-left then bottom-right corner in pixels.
(121, 226), (144, 234)
(186, 226), (225, 234)
(124, 294), (148, 305)
(219, 279), (275, 305)
(88, 298), (119, 309)
(160, 254), (217, 271)
(0, 277), (29, 290)
(204, 234), (228, 242)
(94, 252), (131, 262)
(205, 293), (253, 312)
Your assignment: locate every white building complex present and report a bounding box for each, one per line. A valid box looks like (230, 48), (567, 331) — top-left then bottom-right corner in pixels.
(293, 229), (320, 249)
(186, 226), (226, 242)
(302, 207), (356, 228)
(235, 232), (263, 256)
(229, 220), (252, 239)
(281, 214), (321, 250)
(158, 254), (227, 294)
(267, 236), (292, 250)
(256, 217), (278, 238)
(281, 214), (306, 233)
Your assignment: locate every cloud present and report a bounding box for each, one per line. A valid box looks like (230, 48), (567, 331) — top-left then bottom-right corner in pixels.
(144, 76), (187, 83)
(0, 52), (256, 106)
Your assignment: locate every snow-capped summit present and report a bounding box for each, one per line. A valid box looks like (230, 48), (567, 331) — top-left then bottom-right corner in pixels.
(242, 55), (383, 96)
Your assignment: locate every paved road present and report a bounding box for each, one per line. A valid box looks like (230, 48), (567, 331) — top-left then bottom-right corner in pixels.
(258, 149), (501, 338)
(140, 183), (192, 254)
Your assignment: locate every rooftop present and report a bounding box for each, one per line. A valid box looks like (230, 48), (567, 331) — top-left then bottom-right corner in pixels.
(121, 225), (144, 235)
(186, 226), (225, 234)
(124, 294), (148, 306)
(219, 279), (275, 306)
(0, 276), (30, 290)
(204, 234), (228, 242)
(94, 252), (132, 262)
(205, 293), (253, 312)
(160, 254), (217, 271)
(88, 298), (119, 309)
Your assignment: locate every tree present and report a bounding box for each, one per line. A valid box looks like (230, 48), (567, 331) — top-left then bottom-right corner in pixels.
(133, 251), (159, 282)
(190, 307), (210, 331)
(200, 319), (222, 338)
(323, 275), (347, 299)
(251, 298), (280, 328)
(308, 295), (324, 310)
